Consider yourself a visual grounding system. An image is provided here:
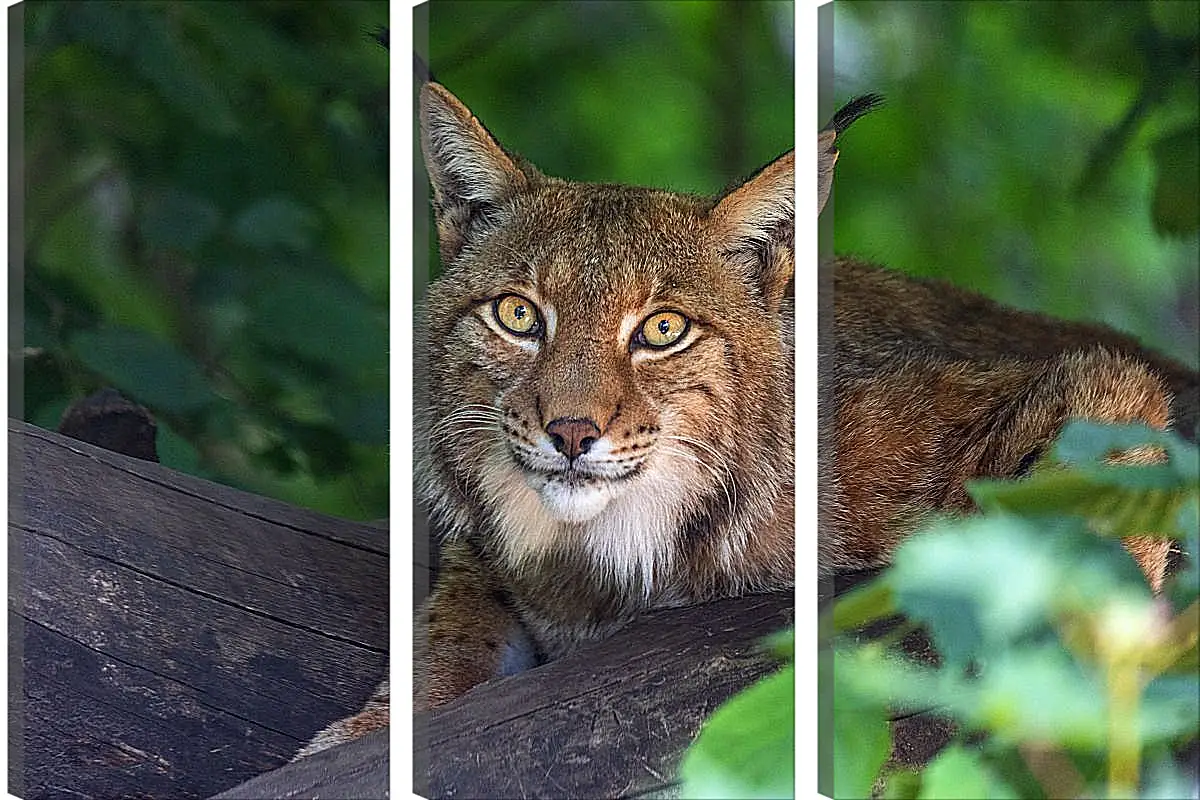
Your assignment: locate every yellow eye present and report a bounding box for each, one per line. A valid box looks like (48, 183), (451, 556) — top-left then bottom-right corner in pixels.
(493, 294), (540, 336)
(639, 310), (689, 349)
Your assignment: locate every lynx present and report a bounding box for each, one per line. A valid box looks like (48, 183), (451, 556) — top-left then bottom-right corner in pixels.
(296, 81), (796, 757)
(414, 80), (797, 701)
(296, 87), (1195, 759)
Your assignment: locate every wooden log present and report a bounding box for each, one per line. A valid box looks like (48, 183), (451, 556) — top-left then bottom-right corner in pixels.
(416, 591), (793, 800)
(8, 419), (388, 800)
(209, 729), (389, 800)
(213, 591), (792, 800)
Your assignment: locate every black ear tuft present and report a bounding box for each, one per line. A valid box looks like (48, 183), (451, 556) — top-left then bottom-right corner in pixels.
(825, 94), (884, 136)
(818, 94), (883, 216)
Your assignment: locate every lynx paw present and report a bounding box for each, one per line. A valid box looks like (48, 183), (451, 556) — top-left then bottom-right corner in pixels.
(293, 678), (390, 760)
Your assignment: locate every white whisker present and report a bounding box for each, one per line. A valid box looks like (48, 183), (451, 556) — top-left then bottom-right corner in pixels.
(658, 444), (734, 518)
(662, 434), (738, 517)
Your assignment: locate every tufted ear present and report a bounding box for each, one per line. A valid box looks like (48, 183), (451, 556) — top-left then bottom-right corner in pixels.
(710, 151), (795, 311)
(818, 129), (838, 217)
(818, 93), (884, 216)
(419, 83), (533, 263)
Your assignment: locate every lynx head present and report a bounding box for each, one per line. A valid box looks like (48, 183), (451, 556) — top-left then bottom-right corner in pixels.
(419, 83), (793, 593)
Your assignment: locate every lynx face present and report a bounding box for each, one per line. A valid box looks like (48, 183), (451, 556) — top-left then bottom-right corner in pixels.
(419, 83), (795, 596)
(427, 183), (786, 589)
(483, 271), (709, 527)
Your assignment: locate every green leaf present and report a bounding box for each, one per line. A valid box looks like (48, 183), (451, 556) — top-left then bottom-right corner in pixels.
(1162, 632), (1199, 677)
(918, 746), (1017, 799)
(155, 418), (203, 477)
(324, 191), (389, 300)
(33, 45), (166, 146)
(825, 578), (896, 636)
(1052, 421), (1199, 483)
(826, 650), (892, 800)
(328, 389), (390, 446)
(23, 304), (55, 351)
(968, 468), (1194, 541)
(889, 515), (1151, 666)
(964, 646), (1109, 747)
(762, 627), (794, 662)
(1053, 421), (1164, 465)
(1168, 498), (1199, 607)
(233, 196), (319, 252)
(678, 665), (794, 800)
(131, 14), (238, 136)
(140, 187), (221, 254)
(890, 516), (1054, 664)
(1140, 674), (1200, 742)
(882, 770), (922, 800)
(36, 191), (175, 339)
(247, 266), (385, 373)
(63, 3), (138, 56)
(829, 643), (951, 717)
(1141, 754), (1200, 799)
(70, 326), (217, 414)
(30, 395), (72, 435)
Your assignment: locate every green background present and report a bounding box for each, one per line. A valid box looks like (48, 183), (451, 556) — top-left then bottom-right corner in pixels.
(18, 0), (389, 519)
(415, 0), (796, 282)
(830, 0), (1199, 369)
(21, 0), (1193, 521)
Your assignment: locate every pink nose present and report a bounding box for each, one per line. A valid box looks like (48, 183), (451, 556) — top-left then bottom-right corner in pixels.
(545, 417), (600, 460)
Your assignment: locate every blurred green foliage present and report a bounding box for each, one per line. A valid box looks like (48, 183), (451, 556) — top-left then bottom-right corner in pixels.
(19, 0), (388, 519)
(831, 0), (1199, 369)
(823, 421), (1200, 799)
(416, 0), (795, 282)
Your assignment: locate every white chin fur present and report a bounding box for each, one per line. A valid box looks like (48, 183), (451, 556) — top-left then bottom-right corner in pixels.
(528, 475), (614, 522)
(481, 441), (698, 592)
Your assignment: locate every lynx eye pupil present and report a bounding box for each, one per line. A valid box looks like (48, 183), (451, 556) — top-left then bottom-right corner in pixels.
(639, 310), (689, 349)
(494, 294), (540, 337)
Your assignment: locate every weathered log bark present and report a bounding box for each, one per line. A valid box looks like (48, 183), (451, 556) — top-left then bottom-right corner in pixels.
(8, 419), (388, 799)
(209, 729), (389, 800)
(416, 591), (793, 800)
(211, 591), (793, 800)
